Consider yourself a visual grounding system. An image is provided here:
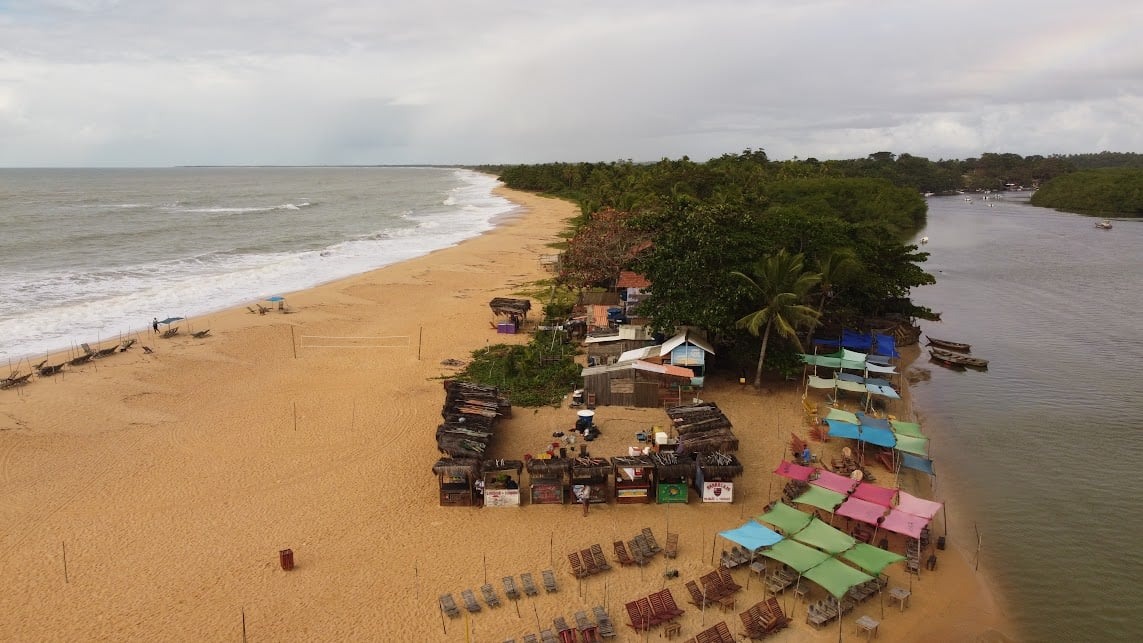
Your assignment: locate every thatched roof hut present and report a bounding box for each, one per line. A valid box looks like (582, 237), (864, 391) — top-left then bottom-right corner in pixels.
(526, 458), (571, 477)
(569, 456), (612, 479)
(489, 297), (532, 318)
(696, 452), (744, 479)
(651, 452), (696, 481)
(436, 380), (511, 458)
(431, 457), (481, 478)
(668, 401), (739, 454)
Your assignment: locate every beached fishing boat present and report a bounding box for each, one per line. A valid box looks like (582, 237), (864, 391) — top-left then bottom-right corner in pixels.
(929, 348), (989, 369)
(929, 352), (967, 371)
(924, 335), (971, 353)
(1095, 220), (1113, 230)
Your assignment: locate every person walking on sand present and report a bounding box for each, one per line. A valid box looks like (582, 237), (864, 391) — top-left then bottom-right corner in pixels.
(152, 318), (159, 334)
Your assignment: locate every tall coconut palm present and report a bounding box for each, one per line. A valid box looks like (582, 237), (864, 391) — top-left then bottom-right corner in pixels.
(807, 248), (861, 347)
(731, 250), (822, 387)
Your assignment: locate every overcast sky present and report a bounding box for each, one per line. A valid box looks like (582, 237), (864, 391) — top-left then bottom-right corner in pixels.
(1, 0), (1141, 167)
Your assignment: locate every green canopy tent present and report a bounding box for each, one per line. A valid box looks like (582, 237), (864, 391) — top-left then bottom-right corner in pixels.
(792, 517), (857, 555)
(792, 485), (847, 514)
(842, 542), (905, 577)
(760, 538), (831, 574)
(757, 501), (813, 535)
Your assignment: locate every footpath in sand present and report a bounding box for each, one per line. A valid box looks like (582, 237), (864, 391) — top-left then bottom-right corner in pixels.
(0, 188), (1014, 642)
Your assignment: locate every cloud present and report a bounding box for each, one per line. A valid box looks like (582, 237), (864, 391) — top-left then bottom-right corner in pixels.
(1, 0), (1141, 166)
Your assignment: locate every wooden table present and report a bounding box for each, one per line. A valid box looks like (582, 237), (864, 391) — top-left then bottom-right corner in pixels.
(855, 615), (880, 639)
(889, 587), (911, 612)
(662, 621), (683, 639)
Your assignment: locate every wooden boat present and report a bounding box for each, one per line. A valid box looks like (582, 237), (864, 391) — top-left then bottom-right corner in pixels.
(924, 335), (971, 352)
(928, 353), (966, 371)
(929, 348), (989, 369)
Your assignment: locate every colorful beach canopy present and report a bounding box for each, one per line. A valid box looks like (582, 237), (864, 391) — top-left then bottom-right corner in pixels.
(791, 517), (856, 555)
(841, 543), (906, 577)
(802, 557), (875, 599)
(761, 538), (831, 573)
(812, 330), (900, 359)
(851, 482), (898, 506)
(836, 496), (889, 525)
(812, 469), (858, 495)
(897, 491), (944, 519)
(773, 460), (815, 482)
(757, 501), (813, 535)
(880, 508), (930, 539)
(901, 453), (936, 475)
(718, 521), (784, 551)
(793, 485), (846, 512)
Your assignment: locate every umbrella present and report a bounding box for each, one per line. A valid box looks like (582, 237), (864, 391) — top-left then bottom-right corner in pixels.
(266, 296), (285, 302)
(157, 317), (184, 326)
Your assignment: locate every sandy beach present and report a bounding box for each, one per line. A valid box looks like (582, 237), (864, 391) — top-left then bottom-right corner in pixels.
(0, 187), (1016, 642)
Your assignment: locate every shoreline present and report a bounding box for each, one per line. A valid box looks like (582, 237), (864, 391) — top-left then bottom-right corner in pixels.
(0, 188), (1015, 641)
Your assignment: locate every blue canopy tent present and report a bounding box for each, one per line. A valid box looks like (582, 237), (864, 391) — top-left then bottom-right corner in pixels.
(719, 520), (784, 551)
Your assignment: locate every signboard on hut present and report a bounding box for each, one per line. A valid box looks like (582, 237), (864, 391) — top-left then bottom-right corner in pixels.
(702, 481), (734, 503)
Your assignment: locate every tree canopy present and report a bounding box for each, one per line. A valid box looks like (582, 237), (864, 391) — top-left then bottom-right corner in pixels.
(1029, 168), (1143, 216)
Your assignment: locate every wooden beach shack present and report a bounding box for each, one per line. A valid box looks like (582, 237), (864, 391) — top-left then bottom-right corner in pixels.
(660, 329), (715, 387)
(583, 325), (654, 367)
(668, 402), (739, 455)
(526, 457), (570, 505)
(569, 457), (612, 505)
(695, 453), (744, 504)
(610, 455), (656, 504)
(431, 457), (481, 507)
(481, 459), (524, 507)
(488, 297), (532, 334)
(652, 452), (695, 504)
(580, 360), (695, 408)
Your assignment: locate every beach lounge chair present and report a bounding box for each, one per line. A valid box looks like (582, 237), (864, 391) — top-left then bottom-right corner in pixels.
(481, 583), (501, 607)
(161, 326), (179, 338)
(575, 610), (601, 643)
(580, 548), (600, 575)
(641, 527), (663, 553)
(461, 588), (481, 612)
(503, 576), (520, 600)
(539, 629), (559, 643)
(94, 345), (118, 357)
(629, 536), (652, 564)
(664, 532), (679, 559)
(68, 353), (92, 366)
(686, 580), (712, 607)
(553, 616), (576, 643)
(522, 635), (539, 643)
(39, 362), (65, 376)
(142, 346), (154, 354)
(589, 543), (611, 571)
(542, 569), (558, 593)
(592, 605), (617, 638)
(520, 572), (539, 596)
(439, 593), (460, 618)
(719, 568), (743, 593)
(740, 607), (767, 640)
(613, 540), (637, 566)
(568, 551), (590, 578)
(624, 600), (652, 632)
(760, 597), (790, 632)
(247, 306), (259, 314)
(650, 588), (685, 620)
(191, 329), (211, 339)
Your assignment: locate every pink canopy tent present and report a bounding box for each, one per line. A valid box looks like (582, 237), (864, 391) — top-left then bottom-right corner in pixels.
(851, 482), (898, 507)
(879, 508), (930, 539)
(774, 460), (815, 481)
(836, 496), (889, 525)
(897, 490), (943, 519)
(811, 469), (858, 494)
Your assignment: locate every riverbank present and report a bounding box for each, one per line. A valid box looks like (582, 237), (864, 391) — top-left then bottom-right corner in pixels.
(0, 188), (1014, 641)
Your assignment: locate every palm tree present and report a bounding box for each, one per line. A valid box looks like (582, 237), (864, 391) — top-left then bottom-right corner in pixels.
(807, 248), (861, 347)
(731, 250), (822, 387)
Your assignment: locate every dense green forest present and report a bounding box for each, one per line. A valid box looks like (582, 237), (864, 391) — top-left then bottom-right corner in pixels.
(474, 149), (1138, 382)
(1030, 168), (1143, 215)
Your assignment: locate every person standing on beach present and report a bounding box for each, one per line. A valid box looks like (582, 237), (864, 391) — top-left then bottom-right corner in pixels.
(152, 318), (159, 334)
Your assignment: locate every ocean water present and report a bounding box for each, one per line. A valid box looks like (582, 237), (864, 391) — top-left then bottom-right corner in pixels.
(909, 194), (1143, 641)
(0, 167), (517, 363)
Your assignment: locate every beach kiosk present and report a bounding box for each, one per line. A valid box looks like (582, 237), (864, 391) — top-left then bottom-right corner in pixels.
(526, 457), (570, 505)
(569, 457), (612, 505)
(611, 455), (655, 504)
(695, 453), (744, 504)
(481, 459), (524, 507)
(652, 453), (694, 504)
(431, 457), (481, 507)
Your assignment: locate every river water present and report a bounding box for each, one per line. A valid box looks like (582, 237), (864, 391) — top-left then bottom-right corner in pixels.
(908, 194), (1142, 641)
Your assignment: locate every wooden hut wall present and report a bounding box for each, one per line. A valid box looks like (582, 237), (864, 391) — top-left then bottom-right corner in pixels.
(583, 369), (680, 408)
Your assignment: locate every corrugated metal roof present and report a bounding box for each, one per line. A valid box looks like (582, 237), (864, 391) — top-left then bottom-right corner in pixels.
(617, 345), (659, 362)
(581, 360), (693, 378)
(616, 271), (651, 288)
(660, 329), (715, 356)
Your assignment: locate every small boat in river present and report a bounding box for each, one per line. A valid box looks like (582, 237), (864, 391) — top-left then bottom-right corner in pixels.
(924, 335), (971, 353)
(1095, 220), (1113, 230)
(929, 347), (989, 369)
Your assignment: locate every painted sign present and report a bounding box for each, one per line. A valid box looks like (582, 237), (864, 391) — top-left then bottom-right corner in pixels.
(657, 483), (689, 504)
(484, 489), (521, 507)
(701, 481), (734, 503)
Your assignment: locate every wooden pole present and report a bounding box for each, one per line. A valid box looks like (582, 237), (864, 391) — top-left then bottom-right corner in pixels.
(483, 553), (487, 585)
(291, 325), (297, 359)
(242, 608), (247, 643)
(293, 401), (297, 432)
(532, 601), (540, 631)
(62, 541), (69, 583)
(837, 595), (843, 643)
(418, 326), (423, 360)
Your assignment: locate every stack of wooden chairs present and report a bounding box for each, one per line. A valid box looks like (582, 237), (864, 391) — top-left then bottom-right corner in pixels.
(739, 598), (790, 639)
(696, 569), (741, 611)
(624, 588), (685, 632)
(568, 544), (612, 579)
(685, 620), (736, 643)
